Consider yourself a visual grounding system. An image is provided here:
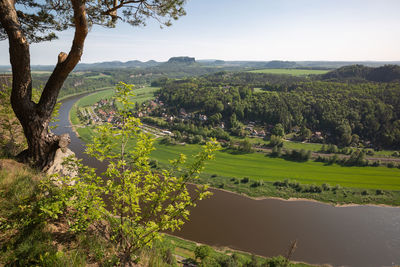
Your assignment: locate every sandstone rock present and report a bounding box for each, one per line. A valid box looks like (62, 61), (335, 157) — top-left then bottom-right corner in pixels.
(46, 147), (78, 178)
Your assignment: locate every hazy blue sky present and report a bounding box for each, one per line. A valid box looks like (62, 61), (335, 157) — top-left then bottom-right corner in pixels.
(1, 0), (400, 64)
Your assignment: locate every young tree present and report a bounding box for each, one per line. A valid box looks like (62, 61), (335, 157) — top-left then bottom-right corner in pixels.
(0, 0), (187, 170)
(42, 82), (220, 265)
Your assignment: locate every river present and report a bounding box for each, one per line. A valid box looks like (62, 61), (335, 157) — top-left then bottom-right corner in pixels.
(54, 94), (400, 267)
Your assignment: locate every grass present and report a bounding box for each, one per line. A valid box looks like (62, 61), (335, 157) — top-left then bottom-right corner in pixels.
(248, 68), (330, 76)
(57, 87), (113, 101)
(196, 173), (400, 206)
(76, 86), (160, 108)
(151, 142), (400, 191)
(282, 141), (324, 151)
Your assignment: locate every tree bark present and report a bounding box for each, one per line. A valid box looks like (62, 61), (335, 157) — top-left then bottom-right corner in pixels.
(0, 0), (88, 170)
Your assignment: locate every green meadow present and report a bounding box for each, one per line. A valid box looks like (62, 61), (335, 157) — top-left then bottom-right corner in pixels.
(152, 142), (400, 191)
(248, 68), (330, 76)
(76, 86), (159, 107)
(76, 124), (400, 191)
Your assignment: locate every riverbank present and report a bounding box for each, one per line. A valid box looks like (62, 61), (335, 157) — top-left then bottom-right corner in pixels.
(195, 173), (400, 207)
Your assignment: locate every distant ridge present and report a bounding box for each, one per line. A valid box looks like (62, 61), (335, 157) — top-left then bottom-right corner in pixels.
(1, 59), (399, 72)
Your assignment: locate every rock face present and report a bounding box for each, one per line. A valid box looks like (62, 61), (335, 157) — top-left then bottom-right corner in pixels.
(46, 147), (77, 178)
(46, 134), (77, 178)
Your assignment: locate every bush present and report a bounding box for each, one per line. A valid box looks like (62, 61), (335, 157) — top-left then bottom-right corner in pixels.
(241, 177), (250, 183)
(322, 183), (330, 191)
(269, 135), (283, 148)
(238, 139), (253, 153)
(371, 160), (381, 167)
(365, 149), (375, 156)
(392, 151), (400, 157)
(270, 145), (282, 157)
(194, 245), (212, 260)
(149, 159), (158, 168)
(387, 162), (395, 168)
(251, 181), (263, 188)
(284, 149), (311, 162)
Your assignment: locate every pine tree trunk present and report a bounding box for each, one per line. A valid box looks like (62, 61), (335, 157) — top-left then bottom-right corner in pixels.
(16, 109), (60, 170)
(0, 0), (87, 170)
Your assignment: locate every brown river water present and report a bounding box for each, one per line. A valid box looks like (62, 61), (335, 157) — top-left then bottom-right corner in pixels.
(54, 94), (400, 267)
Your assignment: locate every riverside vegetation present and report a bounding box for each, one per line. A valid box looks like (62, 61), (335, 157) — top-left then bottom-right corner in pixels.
(0, 83), (310, 266)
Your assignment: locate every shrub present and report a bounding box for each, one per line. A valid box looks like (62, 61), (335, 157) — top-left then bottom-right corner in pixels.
(269, 135), (283, 148)
(194, 245), (212, 260)
(392, 151), (400, 157)
(241, 177), (250, 183)
(365, 149), (375, 156)
(387, 162), (395, 168)
(251, 181), (263, 188)
(371, 161), (381, 167)
(322, 183), (330, 191)
(149, 159), (158, 168)
(270, 145), (282, 157)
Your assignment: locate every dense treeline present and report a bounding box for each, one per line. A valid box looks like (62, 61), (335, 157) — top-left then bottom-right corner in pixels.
(320, 64), (400, 82)
(158, 77), (400, 149)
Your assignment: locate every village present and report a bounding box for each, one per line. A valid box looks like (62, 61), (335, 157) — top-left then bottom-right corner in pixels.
(77, 96), (329, 146)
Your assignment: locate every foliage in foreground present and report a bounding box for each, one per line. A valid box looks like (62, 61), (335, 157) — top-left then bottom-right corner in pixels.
(39, 82), (220, 265)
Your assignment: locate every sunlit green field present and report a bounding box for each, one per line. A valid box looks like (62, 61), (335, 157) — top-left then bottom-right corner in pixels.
(76, 86), (159, 107)
(248, 68), (330, 76)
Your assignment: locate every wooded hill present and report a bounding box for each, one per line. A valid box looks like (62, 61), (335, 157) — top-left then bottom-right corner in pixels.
(157, 70), (400, 149)
(320, 64), (400, 82)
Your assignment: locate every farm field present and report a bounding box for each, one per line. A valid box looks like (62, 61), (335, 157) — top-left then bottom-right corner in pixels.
(75, 86), (159, 107)
(248, 68), (330, 76)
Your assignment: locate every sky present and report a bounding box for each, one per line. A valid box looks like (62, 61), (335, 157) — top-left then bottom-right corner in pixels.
(1, 0), (400, 65)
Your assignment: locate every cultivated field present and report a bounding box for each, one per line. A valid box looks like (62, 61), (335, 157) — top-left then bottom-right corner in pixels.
(248, 68), (330, 76)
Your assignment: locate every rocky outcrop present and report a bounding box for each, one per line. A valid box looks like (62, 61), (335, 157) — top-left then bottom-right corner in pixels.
(46, 133), (77, 178)
(46, 147), (77, 178)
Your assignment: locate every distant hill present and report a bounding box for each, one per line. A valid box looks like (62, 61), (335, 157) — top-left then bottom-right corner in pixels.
(263, 60), (299, 69)
(321, 64), (400, 82)
(166, 56), (196, 65)
(75, 60), (160, 70)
